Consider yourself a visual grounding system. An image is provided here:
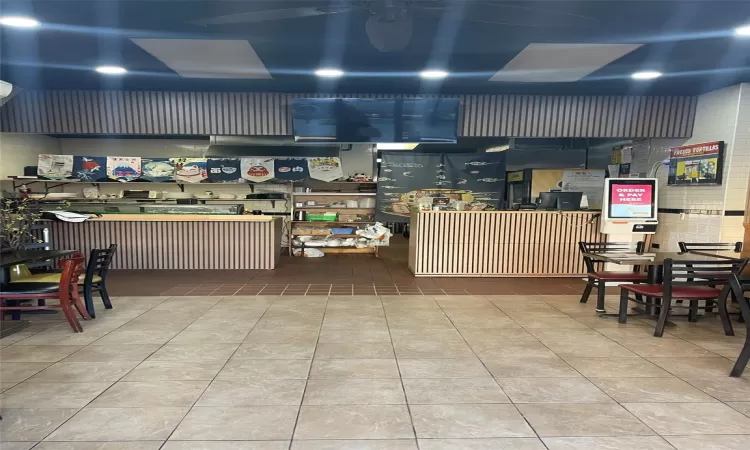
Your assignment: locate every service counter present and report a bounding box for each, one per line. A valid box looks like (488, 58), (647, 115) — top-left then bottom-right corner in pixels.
(50, 214), (283, 270)
(408, 210), (604, 277)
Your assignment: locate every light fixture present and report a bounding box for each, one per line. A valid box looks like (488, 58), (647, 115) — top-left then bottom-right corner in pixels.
(376, 143), (419, 150)
(735, 25), (750, 36)
(315, 68), (343, 78)
(631, 71), (662, 80)
(420, 70), (449, 79)
(95, 66), (128, 75)
(0, 16), (40, 28)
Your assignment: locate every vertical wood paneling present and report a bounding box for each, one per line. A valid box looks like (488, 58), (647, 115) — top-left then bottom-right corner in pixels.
(410, 211), (604, 277)
(0, 90), (696, 138)
(49, 220), (279, 270)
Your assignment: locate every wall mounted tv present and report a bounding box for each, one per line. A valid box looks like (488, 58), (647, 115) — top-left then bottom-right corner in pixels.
(292, 98), (459, 143)
(667, 141), (724, 186)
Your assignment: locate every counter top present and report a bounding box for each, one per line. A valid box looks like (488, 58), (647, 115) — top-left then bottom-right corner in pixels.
(87, 214), (281, 222)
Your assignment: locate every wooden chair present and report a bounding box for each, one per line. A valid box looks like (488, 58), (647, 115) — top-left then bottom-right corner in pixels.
(733, 276), (750, 377)
(579, 241), (647, 312)
(0, 255), (90, 332)
(678, 241), (743, 253)
(618, 258), (747, 337)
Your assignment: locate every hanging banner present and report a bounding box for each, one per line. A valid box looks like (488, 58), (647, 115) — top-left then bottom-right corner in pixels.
(37, 154), (74, 180)
(172, 158), (207, 183)
(308, 157), (344, 182)
(207, 158), (242, 183)
(562, 169), (606, 209)
(141, 158), (175, 182)
(107, 157), (141, 182)
(274, 158), (309, 181)
(72, 156), (107, 181)
(241, 158), (275, 183)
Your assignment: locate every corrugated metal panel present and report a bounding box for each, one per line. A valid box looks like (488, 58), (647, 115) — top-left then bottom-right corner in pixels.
(0, 90), (696, 138)
(50, 220), (279, 270)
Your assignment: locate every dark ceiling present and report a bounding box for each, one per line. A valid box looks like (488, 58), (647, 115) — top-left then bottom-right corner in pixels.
(1, 0), (750, 95)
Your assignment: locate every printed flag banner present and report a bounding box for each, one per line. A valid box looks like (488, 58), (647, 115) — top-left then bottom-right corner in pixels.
(274, 158), (310, 181)
(37, 154), (74, 180)
(241, 158), (275, 183)
(308, 157), (344, 182)
(107, 157), (142, 182)
(141, 158), (175, 182)
(172, 158), (207, 183)
(72, 156), (107, 181)
(207, 158), (242, 183)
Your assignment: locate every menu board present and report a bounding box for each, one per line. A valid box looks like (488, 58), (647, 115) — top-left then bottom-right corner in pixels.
(562, 170), (605, 209)
(608, 182), (655, 219)
(667, 141), (723, 185)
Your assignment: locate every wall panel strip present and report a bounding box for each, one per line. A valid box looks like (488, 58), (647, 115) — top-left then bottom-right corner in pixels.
(50, 220), (279, 270)
(409, 211), (605, 277)
(0, 90), (696, 138)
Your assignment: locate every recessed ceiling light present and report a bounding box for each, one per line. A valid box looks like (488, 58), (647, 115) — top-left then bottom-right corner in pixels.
(631, 71), (662, 80)
(0, 16), (40, 28)
(315, 68), (343, 78)
(735, 25), (750, 36)
(420, 70), (449, 79)
(95, 66), (128, 75)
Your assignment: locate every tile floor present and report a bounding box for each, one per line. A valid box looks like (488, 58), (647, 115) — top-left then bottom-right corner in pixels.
(0, 294), (748, 450)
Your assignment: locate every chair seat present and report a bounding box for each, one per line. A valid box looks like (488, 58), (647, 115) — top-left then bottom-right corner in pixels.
(12, 273), (101, 284)
(1, 282), (60, 295)
(621, 283), (722, 299)
(589, 271), (648, 281)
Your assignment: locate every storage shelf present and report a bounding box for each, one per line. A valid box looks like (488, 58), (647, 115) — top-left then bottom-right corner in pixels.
(295, 207), (374, 212)
(292, 221), (375, 224)
(292, 193), (376, 196)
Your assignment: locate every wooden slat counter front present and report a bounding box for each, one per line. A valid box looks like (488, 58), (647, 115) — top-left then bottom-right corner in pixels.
(50, 215), (283, 270)
(409, 211), (604, 277)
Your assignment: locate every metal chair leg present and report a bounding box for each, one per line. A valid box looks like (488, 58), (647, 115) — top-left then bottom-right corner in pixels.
(730, 335), (750, 377)
(618, 289), (629, 324)
(654, 298), (670, 337)
(99, 281), (113, 309)
(83, 281), (96, 318)
(717, 286), (735, 336)
(580, 279), (594, 304)
(596, 280), (607, 312)
(688, 301), (699, 322)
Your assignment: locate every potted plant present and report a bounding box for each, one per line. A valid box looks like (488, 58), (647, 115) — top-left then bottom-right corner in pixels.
(0, 198), (42, 254)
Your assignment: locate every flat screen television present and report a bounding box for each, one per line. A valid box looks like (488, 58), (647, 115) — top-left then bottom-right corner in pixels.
(292, 98), (459, 143)
(667, 141), (723, 186)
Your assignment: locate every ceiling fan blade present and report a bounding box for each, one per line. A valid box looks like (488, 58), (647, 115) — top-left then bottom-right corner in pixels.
(417, 2), (598, 28)
(187, 6), (355, 26)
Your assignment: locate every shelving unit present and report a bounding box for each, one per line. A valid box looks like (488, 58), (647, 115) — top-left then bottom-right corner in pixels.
(290, 192), (379, 256)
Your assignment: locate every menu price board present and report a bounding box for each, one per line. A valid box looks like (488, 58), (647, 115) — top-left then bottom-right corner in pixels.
(667, 141), (723, 186)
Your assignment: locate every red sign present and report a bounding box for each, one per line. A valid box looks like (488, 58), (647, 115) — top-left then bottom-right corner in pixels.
(611, 184), (652, 206)
(670, 141), (721, 158)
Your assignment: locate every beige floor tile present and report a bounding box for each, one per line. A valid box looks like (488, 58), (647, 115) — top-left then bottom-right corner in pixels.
(171, 406), (298, 440)
(469, 341), (557, 358)
(623, 402), (750, 435)
(619, 339), (719, 358)
(517, 403), (655, 437)
(496, 377), (612, 403)
(0, 442), (36, 450)
(0, 408), (78, 441)
(410, 404), (534, 438)
(0, 345), (84, 363)
(393, 341), (474, 359)
(403, 378), (509, 404)
(196, 379), (306, 406)
(398, 358), (490, 378)
(28, 361), (139, 383)
(0, 381), (113, 408)
(163, 442), (287, 450)
(14, 330), (112, 346)
(665, 435), (750, 450)
(512, 316), (591, 330)
(245, 329), (321, 344)
(314, 342), (394, 359)
(436, 298), (496, 309)
(217, 359), (312, 380)
(591, 377), (718, 403)
(317, 328), (391, 343)
(168, 329), (251, 344)
(543, 437), (674, 449)
(46, 407), (189, 441)
(233, 343), (315, 360)
(63, 344), (161, 362)
(417, 438), (545, 449)
(563, 357), (671, 378)
(1, 382), (19, 392)
(93, 329), (182, 345)
(389, 328), (465, 342)
(483, 357), (581, 378)
(90, 380), (209, 407)
(728, 402), (750, 416)
(122, 360), (225, 381)
(546, 340), (637, 358)
(148, 343), (239, 361)
(647, 357), (738, 378)
(310, 358), (400, 378)
(34, 443), (163, 449)
(682, 377), (750, 401)
(0, 362), (52, 382)
(303, 378), (406, 405)
(294, 405), (414, 439)
(292, 439), (417, 450)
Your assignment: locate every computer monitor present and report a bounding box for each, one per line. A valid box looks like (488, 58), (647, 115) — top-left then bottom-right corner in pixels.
(538, 192), (559, 210)
(558, 192), (583, 211)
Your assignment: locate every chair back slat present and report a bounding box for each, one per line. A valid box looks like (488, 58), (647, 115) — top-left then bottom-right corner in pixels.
(85, 244), (118, 281)
(678, 241), (743, 252)
(664, 259), (748, 292)
(58, 253), (85, 301)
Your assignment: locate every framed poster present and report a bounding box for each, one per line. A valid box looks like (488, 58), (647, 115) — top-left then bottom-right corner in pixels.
(667, 141), (723, 186)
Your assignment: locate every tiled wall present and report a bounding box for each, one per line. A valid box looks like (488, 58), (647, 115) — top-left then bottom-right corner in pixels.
(629, 84), (750, 250)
